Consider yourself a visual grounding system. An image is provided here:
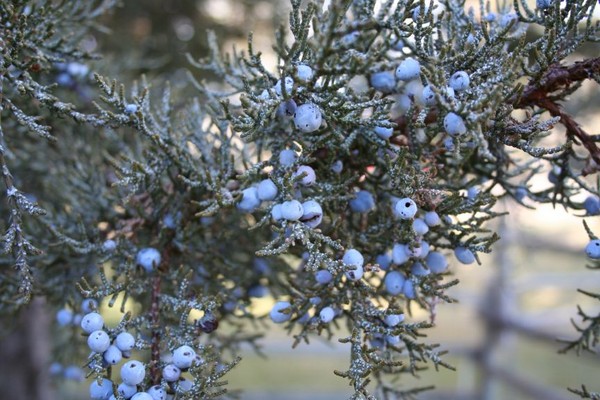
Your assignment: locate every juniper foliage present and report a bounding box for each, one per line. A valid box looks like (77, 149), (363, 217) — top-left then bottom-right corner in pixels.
(0, 0), (599, 399)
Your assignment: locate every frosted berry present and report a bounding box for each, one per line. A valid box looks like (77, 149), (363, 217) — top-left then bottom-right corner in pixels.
(103, 345), (123, 365)
(294, 165), (316, 186)
(319, 307), (335, 323)
(136, 247), (161, 272)
(102, 239), (117, 252)
(115, 332), (135, 352)
(536, 0), (551, 8)
(374, 125), (393, 139)
(147, 386), (167, 400)
(315, 270), (333, 285)
(422, 85), (436, 105)
(121, 360), (146, 386)
(131, 393), (153, 400)
(64, 365), (85, 381)
(449, 71), (470, 91)
(273, 76), (294, 96)
(424, 211), (441, 227)
(444, 112), (467, 136)
(384, 313), (405, 327)
(117, 382), (138, 399)
(87, 330), (111, 353)
(90, 379), (113, 400)
(392, 243), (410, 265)
(276, 98), (297, 118)
(369, 71), (396, 93)
(178, 379), (193, 393)
(124, 104), (138, 114)
(294, 103), (322, 133)
(280, 200), (304, 221)
(56, 308), (73, 326)
(384, 271), (405, 295)
(349, 190), (375, 213)
(376, 251), (392, 270)
(81, 312), (104, 333)
(395, 57), (420, 81)
(403, 279), (416, 299)
(270, 301), (292, 323)
(173, 345), (197, 369)
(300, 200), (323, 228)
(426, 251), (449, 273)
(583, 196), (600, 215)
(49, 362), (63, 376)
(162, 364), (181, 382)
(454, 246), (476, 264)
(82, 299), (98, 313)
(394, 197), (418, 219)
(411, 261), (430, 276)
(257, 179), (278, 201)
(279, 149), (297, 167)
(412, 218), (429, 235)
(271, 203), (283, 221)
(386, 334), (401, 345)
(237, 187), (261, 212)
(343, 249), (364, 268)
(296, 64), (314, 82)
(585, 239), (600, 259)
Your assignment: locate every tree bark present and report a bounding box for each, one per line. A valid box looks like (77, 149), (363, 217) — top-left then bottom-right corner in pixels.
(0, 298), (53, 400)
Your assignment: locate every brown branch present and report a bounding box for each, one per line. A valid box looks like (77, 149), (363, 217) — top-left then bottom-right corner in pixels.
(515, 58), (600, 168)
(149, 274), (161, 385)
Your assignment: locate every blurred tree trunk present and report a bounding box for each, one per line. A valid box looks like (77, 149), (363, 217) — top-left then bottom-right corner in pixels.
(0, 298), (53, 400)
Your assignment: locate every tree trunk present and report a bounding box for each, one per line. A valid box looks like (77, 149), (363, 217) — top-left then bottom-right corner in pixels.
(0, 298), (53, 400)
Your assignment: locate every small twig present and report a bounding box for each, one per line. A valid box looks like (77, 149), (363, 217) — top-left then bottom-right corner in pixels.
(149, 274), (161, 384)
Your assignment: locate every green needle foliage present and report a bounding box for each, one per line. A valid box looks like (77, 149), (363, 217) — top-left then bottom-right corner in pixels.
(0, 0), (599, 399)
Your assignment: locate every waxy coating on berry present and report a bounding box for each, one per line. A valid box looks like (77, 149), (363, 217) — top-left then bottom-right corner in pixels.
(90, 379), (113, 400)
(136, 247), (161, 272)
(449, 71), (470, 91)
(56, 308), (73, 326)
(103, 345), (123, 365)
(444, 112), (467, 136)
(315, 270), (333, 284)
(115, 331), (135, 352)
(369, 71), (396, 93)
(237, 187), (261, 212)
(394, 198), (418, 219)
(173, 345), (197, 369)
(294, 165), (316, 186)
(279, 149), (296, 166)
(454, 246), (476, 264)
(392, 243), (410, 265)
(374, 125), (393, 139)
(117, 382), (138, 399)
(384, 271), (405, 295)
(87, 330), (111, 353)
(294, 103), (322, 133)
(162, 364), (181, 382)
(403, 279), (416, 299)
(121, 360), (146, 386)
(319, 306), (335, 323)
(349, 190), (376, 213)
(296, 64), (314, 82)
(412, 218), (429, 236)
(257, 179), (278, 201)
(411, 261), (430, 276)
(424, 211), (441, 227)
(131, 393), (153, 400)
(280, 200), (304, 221)
(270, 301), (292, 323)
(384, 313), (405, 327)
(81, 312), (104, 333)
(395, 57), (421, 81)
(273, 76), (294, 96)
(426, 251), (449, 273)
(300, 200), (323, 228)
(585, 239), (600, 259)
(376, 251), (392, 270)
(147, 385), (167, 400)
